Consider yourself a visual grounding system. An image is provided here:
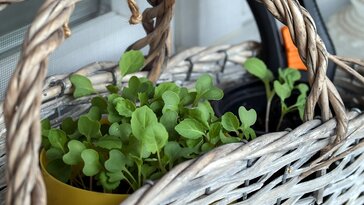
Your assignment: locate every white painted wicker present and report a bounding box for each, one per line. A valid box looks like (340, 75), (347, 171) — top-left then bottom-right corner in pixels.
(2, 0), (364, 205)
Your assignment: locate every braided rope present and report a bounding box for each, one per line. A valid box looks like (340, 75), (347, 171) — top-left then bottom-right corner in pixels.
(0, 0), (23, 11)
(126, 0), (175, 82)
(260, 0), (348, 143)
(127, 0), (142, 24)
(3, 1), (77, 204)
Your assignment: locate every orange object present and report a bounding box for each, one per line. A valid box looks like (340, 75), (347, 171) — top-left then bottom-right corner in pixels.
(281, 26), (307, 70)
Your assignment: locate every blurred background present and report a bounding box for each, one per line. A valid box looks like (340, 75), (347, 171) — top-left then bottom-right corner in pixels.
(0, 0), (359, 100)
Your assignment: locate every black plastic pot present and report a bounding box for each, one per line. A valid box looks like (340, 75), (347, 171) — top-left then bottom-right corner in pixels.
(212, 81), (303, 134)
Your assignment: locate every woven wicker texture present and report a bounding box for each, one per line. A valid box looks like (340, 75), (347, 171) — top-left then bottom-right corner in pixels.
(2, 0), (364, 205)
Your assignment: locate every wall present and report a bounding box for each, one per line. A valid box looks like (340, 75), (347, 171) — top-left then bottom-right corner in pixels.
(174, 0), (350, 50)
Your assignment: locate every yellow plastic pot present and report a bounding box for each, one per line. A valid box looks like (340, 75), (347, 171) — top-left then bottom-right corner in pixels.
(40, 150), (128, 205)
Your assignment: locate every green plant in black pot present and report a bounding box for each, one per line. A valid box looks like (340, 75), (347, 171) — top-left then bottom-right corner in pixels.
(41, 50), (258, 196)
(243, 57), (309, 132)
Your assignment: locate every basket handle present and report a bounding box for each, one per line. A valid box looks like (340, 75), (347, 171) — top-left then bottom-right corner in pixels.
(2, 0), (174, 204)
(248, 0), (336, 81)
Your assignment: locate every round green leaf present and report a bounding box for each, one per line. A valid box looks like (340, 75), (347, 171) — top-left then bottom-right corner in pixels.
(160, 110), (178, 136)
(98, 171), (121, 191)
(104, 150), (127, 173)
(108, 123), (131, 143)
(282, 68), (301, 88)
(119, 50), (145, 77)
(60, 117), (77, 135)
(208, 122), (222, 145)
(106, 85), (119, 94)
(94, 135), (122, 150)
(243, 57), (271, 82)
(48, 128), (68, 153)
(69, 74), (95, 98)
(162, 91), (180, 113)
(274, 81), (292, 102)
(78, 115), (101, 141)
(195, 74), (223, 101)
(122, 76), (140, 101)
(106, 171), (125, 183)
(164, 141), (182, 165)
(141, 123), (168, 154)
(296, 83), (309, 94)
(131, 106), (158, 139)
(154, 82), (180, 99)
(238, 106), (257, 129)
(46, 148), (63, 162)
(175, 118), (205, 139)
(86, 106), (101, 121)
(114, 97), (136, 117)
(221, 112), (240, 132)
(81, 149), (101, 176)
(91, 96), (107, 114)
(63, 140), (86, 165)
(47, 159), (71, 183)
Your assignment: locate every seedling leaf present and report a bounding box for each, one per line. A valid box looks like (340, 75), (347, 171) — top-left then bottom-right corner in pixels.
(175, 118), (205, 139)
(105, 150), (127, 172)
(238, 106), (257, 129)
(244, 57), (273, 82)
(78, 116), (101, 141)
(81, 149), (101, 176)
(274, 81), (292, 102)
(154, 82), (180, 99)
(162, 91), (180, 114)
(221, 112), (240, 132)
(119, 50), (144, 77)
(114, 97), (136, 117)
(94, 135), (122, 150)
(131, 106), (158, 139)
(164, 141), (182, 167)
(61, 117), (77, 135)
(48, 129), (68, 153)
(141, 123), (168, 154)
(63, 140), (86, 165)
(195, 74), (223, 101)
(70, 74), (95, 98)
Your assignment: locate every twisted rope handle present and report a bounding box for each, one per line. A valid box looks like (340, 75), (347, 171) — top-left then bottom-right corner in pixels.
(4, 1), (76, 204)
(3, 0), (174, 204)
(127, 0), (142, 24)
(126, 0), (175, 82)
(259, 0), (352, 143)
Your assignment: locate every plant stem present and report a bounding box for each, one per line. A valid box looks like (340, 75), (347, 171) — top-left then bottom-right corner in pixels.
(123, 169), (138, 187)
(79, 175), (86, 189)
(138, 166), (141, 188)
(265, 94), (274, 132)
(137, 154), (142, 189)
(276, 105), (287, 131)
(263, 80), (275, 132)
(124, 176), (137, 191)
(156, 148), (167, 174)
(89, 176), (93, 191)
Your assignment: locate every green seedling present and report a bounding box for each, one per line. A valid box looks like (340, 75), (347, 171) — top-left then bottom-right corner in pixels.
(244, 57), (309, 131)
(41, 50), (257, 194)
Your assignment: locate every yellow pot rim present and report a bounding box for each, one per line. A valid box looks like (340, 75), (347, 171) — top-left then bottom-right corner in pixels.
(40, 149), (129, 198)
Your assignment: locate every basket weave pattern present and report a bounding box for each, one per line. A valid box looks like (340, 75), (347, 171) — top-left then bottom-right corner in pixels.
(2, 0), (364, 205)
